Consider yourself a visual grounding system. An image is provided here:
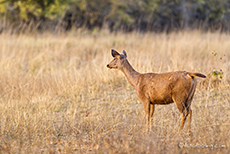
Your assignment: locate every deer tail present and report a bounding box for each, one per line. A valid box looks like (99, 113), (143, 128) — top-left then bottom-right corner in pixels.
(188, 72), (206, 78)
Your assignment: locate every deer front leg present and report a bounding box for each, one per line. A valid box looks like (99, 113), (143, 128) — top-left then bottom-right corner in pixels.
(143, 101), (151, 131)
(137, 92), (152, 131)
(150, 104), (155, 129)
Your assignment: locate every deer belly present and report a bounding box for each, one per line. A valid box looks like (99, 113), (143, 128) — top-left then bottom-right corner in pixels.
(151, 97), (174, 105)
(149, 93), (174, 105)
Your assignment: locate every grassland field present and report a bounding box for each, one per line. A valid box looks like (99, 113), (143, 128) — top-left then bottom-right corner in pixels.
(0, 30), (229, 153)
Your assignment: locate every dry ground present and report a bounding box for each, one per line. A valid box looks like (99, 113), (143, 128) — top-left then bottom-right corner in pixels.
(0, 30), (229, 153)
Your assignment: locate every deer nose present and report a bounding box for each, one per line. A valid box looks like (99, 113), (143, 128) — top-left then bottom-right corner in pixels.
(107, 64), (111, 69)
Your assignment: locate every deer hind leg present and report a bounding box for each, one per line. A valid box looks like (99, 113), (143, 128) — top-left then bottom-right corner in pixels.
(188, 107), (192, 133)
(172, 95), (190, 131)
(173, 78), (197, 132)
(179, 107), (189, 131)
(186, 78), (196, 133)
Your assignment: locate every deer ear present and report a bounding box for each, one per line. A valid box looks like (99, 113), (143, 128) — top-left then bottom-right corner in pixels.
(122, 49), (127, 58)
(111, 49), (120, 58)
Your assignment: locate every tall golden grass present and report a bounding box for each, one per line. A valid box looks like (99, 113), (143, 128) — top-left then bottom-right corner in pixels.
(0, 30), (229, 153)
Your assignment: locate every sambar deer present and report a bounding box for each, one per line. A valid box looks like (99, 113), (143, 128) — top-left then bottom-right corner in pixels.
(107, 49), (206, 132)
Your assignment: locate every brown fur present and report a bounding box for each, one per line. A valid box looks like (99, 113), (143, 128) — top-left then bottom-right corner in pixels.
(107, 49), (206, 132)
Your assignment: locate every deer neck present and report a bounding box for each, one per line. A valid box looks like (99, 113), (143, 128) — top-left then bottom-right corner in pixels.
(120, 60), (140, 88)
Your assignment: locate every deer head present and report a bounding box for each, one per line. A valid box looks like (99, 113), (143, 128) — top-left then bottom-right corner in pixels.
(107, 49), (127, 69)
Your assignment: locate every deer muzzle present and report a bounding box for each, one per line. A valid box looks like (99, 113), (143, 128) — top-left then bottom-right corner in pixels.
(107, 64), (112, 69)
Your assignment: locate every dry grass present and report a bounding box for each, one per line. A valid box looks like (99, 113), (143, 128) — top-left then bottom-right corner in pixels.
(0, 30), (229, 153)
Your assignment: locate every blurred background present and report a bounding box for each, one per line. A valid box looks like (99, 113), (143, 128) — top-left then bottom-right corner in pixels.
(0, 0), (230, 33)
